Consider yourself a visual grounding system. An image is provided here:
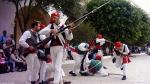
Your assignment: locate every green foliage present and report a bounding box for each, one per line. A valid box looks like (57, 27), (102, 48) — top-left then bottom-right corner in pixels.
(71, 22), (96, 45)
(36, 0), (83, 20)
(36, 0), (97, 45)
(36, 0), (96, 44)
(134, 13), (150, 46)
(6, 0), (83, 32)
(6, 0), (95, 44)
(87, 0), (150, 46)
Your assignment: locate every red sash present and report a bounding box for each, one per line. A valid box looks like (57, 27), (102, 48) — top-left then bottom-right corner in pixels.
(70, 47), (77, 53)
(122, 55), (131, 64)
(95, 45), (102, 49)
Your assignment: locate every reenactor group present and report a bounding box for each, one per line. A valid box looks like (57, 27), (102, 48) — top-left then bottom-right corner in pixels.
(18, 10), (131, 84)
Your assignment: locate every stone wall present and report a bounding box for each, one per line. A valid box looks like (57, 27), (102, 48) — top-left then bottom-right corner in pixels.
(0, 1), (16, 35)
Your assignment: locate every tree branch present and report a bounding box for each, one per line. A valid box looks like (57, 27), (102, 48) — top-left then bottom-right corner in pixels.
(24, 0), (33, 29)
(24, 0), (27, 6)
(18, 1), (25, 30)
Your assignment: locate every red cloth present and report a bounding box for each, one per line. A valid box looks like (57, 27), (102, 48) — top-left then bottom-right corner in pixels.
(64, 42), (68, 49)
(95, 45), (102, 49)
(70, 47), (77, 53)
(97, 34), (103, 39)
(50, 11), (60, 23)
(46, 57), (52, 63)
(39, 23), (45, 29)
(0, 58), (5, 64)
(51, 11), (60, 17)
(27, 47), (36, 53)
(95, 55), (102, 60)
(50, 36), (62, 46)
(114, 41), (123, 49)
(122, 55), (131, 63)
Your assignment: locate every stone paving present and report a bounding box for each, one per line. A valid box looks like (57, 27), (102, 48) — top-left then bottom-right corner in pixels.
(0, 53), (150, 84)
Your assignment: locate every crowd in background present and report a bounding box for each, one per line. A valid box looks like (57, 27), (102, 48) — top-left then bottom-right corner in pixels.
(0, 30), (27, 74)
(0, 29), (150, 74)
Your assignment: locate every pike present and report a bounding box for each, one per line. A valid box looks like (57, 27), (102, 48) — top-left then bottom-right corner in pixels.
(59, 0), (112, 33)
(37, 0), (112, 46)
(108, 73), (123, 76)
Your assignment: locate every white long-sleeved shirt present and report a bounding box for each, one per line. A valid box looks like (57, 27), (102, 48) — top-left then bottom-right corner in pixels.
(38, 23), (73, 47)
(96, 38), (106, 46)
(19, 30), (39, 48)
(113, 44), (130, 56)
(78, 42), (89, 52)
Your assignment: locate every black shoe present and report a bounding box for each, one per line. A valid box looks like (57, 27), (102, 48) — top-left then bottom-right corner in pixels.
(31, 81), (36, 84)
(103, 66), (107, 69)
(79, 71), (90, 76)
(39, 81), (48, 84)
(120, 67), (123, 70)
(63, 80), (71, 84)
(47, 78), (54, 82)
(69, 71), (77, 76)
(39, 82), (42, 84)
(122, 76), (127, 80)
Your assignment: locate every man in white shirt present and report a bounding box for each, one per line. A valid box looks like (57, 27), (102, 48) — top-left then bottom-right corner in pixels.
(19, 20), (43, 84)
(69, 42), (90, 76)
(39, 11), (73, 84)
(112, 41), (131, 80)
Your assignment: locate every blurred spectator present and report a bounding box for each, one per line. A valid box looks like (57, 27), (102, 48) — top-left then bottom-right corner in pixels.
(0, 30), (8, 44)
(10, 49), (26, 72)
(9, 34), (15, 45)
(3, 39), (15, 72)
(0, 44), (3, 49)
(3, 39), (15, 60)
(0, 49), (9, 73)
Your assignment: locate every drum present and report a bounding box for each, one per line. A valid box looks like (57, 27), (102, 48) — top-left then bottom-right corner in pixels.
(88, 60), (102, 74)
